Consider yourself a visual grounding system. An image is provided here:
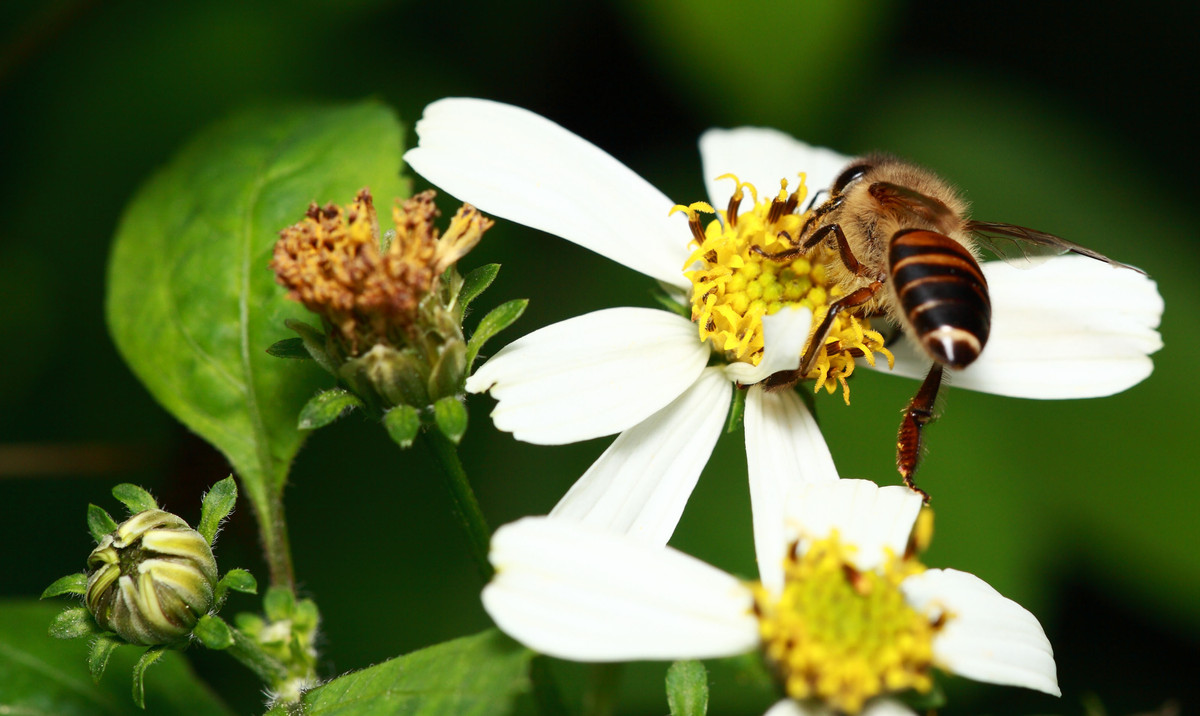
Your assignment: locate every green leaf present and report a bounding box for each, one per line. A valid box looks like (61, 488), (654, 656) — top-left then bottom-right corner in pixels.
(465, 298), (528, 370)
(131, 647), (167, 709)
(383, 404), (421, 448)
(299, 388), (364, 430)
(298, 629), (533, 715)
(88, 634), (123, 683)
(198, 475), (238, 546)
(192, 615), (234, 650)
(49, 607), (96, 640)
(263, 586), (296, 622)
(42, 572), (88, 599)
(433, 397), (468, 445)
(0, 602), (231, 715)
(87, 504), (118, 542)
(266, 336), (312, 359)
(666, 660), (709, 716)
(286, 318), (339, 375)
(457, 263), (500, 313)
(106, 102), (408, 574)
(726, 387), (747, 434)
(216, 569), (258, 598)
(112, 484), (159, 514)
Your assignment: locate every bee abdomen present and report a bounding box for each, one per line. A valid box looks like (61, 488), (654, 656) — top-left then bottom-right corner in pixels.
(889, 229), (991, 369)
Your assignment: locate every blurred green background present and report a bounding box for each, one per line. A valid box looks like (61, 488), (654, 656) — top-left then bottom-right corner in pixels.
(1, 0), (1194, 713)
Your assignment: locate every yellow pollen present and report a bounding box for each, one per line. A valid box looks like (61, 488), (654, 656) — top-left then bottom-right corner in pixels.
(680, 176), (893, 401)
(752, 533), (943, 714)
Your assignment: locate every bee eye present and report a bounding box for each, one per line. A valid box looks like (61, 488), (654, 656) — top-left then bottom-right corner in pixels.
(833, 163), (872, 195)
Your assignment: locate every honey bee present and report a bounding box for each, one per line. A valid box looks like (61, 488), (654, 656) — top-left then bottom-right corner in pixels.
(761, 154), (1141, 500)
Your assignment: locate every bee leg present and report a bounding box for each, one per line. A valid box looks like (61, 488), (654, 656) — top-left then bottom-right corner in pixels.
(896, 363), (943, 503)
(765, 280), (884, 389)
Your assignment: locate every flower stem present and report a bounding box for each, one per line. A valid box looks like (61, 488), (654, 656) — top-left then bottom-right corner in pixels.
(582, 663), (623, 716)
(420, 431), (493, 580)
(226, 628), (290, 686)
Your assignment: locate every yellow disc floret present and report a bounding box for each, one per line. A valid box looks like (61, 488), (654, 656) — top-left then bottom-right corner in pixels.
(752, 533), (942, 714)
(677, 176), (892, 403)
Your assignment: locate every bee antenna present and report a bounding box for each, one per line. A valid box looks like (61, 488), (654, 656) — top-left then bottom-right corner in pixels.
(803, 188), (828, 213)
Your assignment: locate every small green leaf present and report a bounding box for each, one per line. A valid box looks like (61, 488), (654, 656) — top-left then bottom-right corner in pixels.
(197, 476), (238, 546)
(42, 573), (88, 599)
(666, 660), (709, 716)
(383, 404), (421, 448)
(466, 298), (528, 370)
(87, 504), (119, 543)
(266, 336), (312, 359)
(458, 263), (500, 313)
(132, 647), (167, 709)
(651, 287), (692, 319)
(264, 586), (296, 622)
(286, 318), (339, 375)
(49, 607), (95, 639)
(298, 629), (534, 715)
(112, 483), (159, 514)
(193, 615), (234, 650)
(434, 397), (469, 445)
(88, 634), (123, 683)
(299, 388), (365, 430)
(218, 569), (258, 596)
(726, 387), (747, 434)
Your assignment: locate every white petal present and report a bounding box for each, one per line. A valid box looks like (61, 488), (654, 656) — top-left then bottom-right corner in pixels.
(880, 256), (1163, 398)
(902, 568), (1059, 697)
(785, 480), (922, 572)
(744, 385), (838, 594)
(484, 517), (759, 661)
(699, 128), (850, 214)
(723, 306), (813, 384)
(466, 308), (709, 444)
(551, 368), (731, 546)
(406, 98), (690, 288)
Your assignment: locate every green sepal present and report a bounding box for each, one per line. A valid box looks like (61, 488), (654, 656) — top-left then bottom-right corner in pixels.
(263, 586), (295, 622)
(88, 633), (123, 683)
(234, 611), (264, 635)
(49, 607), (95, 639)
(726, 387), (747, 434)
(666, 660), (709, 716)
(214, 569), (257, 609)
(292, 598), (320, 632)
(42, 572), (88, 599)
(266, 337), (312, 360)
(286, 318), (339, 376)
(87, 504), (119, 542)
(193, 615), (234, 650)
(112, 484), (159, 515)
(650, 287), (692, 319)
(458, 263), (500, 314)
(897, 679), (946, 711)
(383, 404), (421, 448)
(197, 476), (237, 546)
(433, 397), (468, 445)
(298, 388), (364, 430)
(132, 646), (167, 709)
(465, 298), (528, 371)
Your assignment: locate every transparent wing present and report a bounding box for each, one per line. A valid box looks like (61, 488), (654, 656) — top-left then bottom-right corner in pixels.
(967, 220), (1145, 274)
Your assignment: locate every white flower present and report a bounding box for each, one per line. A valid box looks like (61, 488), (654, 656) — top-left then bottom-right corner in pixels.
(484, 479), (1060, 715)
(405, 98), (1163, 542)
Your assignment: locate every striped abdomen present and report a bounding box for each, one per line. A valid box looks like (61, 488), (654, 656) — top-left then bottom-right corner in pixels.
(889, 229), (991, 368)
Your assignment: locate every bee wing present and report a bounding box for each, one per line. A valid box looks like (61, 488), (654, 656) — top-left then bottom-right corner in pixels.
(868, 181), (956, 225)
(966, 220), (1145, 274)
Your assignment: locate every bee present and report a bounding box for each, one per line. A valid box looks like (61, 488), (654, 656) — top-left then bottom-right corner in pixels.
(760, 154), (1141, 500)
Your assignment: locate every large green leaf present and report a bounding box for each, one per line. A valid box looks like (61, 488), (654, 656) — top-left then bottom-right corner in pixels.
(0, 601), (231, 715)
(106, 101), (407, 581)
(294, 629), (533, 716)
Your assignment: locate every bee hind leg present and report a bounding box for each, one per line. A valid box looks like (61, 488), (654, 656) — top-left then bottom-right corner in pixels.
(896, 363), (943, 503)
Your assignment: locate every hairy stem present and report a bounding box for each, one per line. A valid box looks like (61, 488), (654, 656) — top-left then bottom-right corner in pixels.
(420, 431), (493, 580)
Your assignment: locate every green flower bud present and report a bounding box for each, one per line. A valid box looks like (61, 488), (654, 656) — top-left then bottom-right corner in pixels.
(86, 509), (217, 645)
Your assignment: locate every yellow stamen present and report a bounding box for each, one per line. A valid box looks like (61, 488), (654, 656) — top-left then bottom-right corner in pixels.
(752, 532), (942, 714)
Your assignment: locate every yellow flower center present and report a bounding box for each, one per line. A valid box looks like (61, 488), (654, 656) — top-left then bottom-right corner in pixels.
(752, 532), (943, 714)
(674, 176), (893, 402)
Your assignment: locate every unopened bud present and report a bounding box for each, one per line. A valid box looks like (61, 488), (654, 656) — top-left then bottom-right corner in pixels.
(86, 509), (217, 645)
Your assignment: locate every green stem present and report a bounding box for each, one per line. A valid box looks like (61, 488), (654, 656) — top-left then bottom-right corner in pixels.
(248, 482), (295, 591)
(582, 662), (623, 716)
(226, 628), (290, 686)
(420, 431), (493, 580)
